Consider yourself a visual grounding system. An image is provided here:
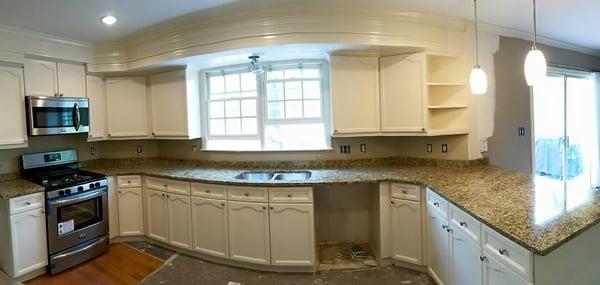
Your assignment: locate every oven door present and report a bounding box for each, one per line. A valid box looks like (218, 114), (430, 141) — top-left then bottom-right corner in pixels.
(26, 96), (90, 136)
(47, 187), (108, 254)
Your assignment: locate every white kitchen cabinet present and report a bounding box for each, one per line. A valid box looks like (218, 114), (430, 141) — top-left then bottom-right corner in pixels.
(0, 208), (47, 278)
(107, 177), (119, 239)
(24, 58), (85, 97)
(145, 189), (168, 242)
(117, 187), (144, 236)
(24, 58), (58, 96)
(228, 201), (270, 265)
(105, 76), (148, 138)
(56, 62), (86, 97)
(191, 197), (229, 258)
(428, 205), (450, 284)
(391, 198), (422, 265)
(380, 53), (427, 132)
(269, 203), (315, 266)
(451, 227), (483, 285)
(150, 68), (201, 139)
(330, 55), (380, 136)
(167, 193), (192, 249)
(483, 254), (531, 285)
(0, 65), (28, 149)
(86, 75), (107, 141)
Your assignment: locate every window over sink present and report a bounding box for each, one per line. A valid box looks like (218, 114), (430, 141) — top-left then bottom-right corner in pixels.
(203, 61), (330, 151)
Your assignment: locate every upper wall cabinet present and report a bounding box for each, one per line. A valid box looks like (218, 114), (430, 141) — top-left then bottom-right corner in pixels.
(150, 68), (201, 139)
(24, 58), (85, 98)
(86, 75), (107, 141)
(330, 55), (381, 136)
(380, 53), (427, 133)
(106, 76), (149, 139)
(0, 65), (28, 149)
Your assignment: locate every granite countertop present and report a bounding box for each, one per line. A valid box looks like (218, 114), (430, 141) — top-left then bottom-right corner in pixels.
(82, 161), (600, 257)
(0, 178), (45, 199)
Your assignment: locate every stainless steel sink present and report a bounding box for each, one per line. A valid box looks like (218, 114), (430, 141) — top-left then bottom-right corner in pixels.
(234, 171), (311, 181)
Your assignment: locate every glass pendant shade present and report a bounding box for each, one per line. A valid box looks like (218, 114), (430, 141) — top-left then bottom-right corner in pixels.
(470, 66), (488, 94)
(524, 48), (547, 86)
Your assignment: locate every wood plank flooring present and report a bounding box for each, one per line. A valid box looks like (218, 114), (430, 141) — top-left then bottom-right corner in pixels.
(26, 243), (164, 285)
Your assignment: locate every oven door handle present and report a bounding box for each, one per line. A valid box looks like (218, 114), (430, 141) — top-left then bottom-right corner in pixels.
(52, 235), (108, 261)
(49, 187), (106, 207)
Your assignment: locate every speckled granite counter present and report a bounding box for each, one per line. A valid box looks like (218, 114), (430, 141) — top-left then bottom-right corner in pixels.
(0, 178), (45, 199)
(81, 158), (600, 257)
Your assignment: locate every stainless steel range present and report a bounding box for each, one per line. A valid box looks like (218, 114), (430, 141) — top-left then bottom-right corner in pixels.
(21, 150), (109, 275)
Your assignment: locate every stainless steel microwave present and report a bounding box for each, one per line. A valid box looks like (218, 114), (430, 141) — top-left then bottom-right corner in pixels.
(25, 96), (90, 136)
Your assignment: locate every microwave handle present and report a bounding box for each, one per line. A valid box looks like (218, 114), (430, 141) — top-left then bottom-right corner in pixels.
(73, 102), (81, 131)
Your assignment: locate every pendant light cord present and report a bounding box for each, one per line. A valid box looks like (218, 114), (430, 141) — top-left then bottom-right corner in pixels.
(533, 0), (538, 48)
(473, 0), (480, 67)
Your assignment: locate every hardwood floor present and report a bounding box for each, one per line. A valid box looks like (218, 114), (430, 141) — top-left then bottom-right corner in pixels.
(26, 243), (164, 285)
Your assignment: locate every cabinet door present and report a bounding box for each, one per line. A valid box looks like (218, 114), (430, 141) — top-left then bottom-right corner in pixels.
(106, 77), (148, 138)
(484, 255), (531, 285)
(24, 58), (58, 96)
(117, 187), (144, 236)
(228, 201), (270, 265)
(191, 197), (229, 258)
(269, 203), (315, 266)
(107, 177), (119, 239)
(0, 65), (27, 148)
(145, 189), (168, 242)
(428, 207), (450, 284)
(150, 70), (188, 137)
(380, 53), (426, 132)
(391, 199), (422, 265)
(10, 208), (47, 277)
(57, 62), (85, 97)
(330, 56), (380, 135)
(451, 229), (483, 285)
(167, 193), (192, 249)
(86, 75), (107, 141)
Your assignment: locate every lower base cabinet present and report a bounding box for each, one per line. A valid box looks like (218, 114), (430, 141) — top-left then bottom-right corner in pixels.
(228, 201), (271, 265)
(391, 198), (422, 265)
(167, 193), (192, 249)
(451, 229), (483, 285)
(145, 189), (168, 242)
(269, 203), (315, 266)
(428, 206), (450, 284)
(483, 254), (530, 285)
(191, 197), (229, 258)
(118, 187), (144, 236)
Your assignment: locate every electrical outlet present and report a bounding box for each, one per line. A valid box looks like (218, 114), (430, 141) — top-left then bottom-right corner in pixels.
(192, 145), (198, 153)
(136, 145), (143, 154)
(479, 139), (488, 152)
(360, 144), (367, 153)
(427, 144), (433, 153)
(90, 147), (96, 156)
(518, 127), (527, 136)
(441, 144), (448, 153)
(340, 145), (351, 154)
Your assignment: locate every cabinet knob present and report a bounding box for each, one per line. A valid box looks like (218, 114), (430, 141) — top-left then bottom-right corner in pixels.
(118, 190), (122, 194)
(287, 194), (292, 198)
(127, 181), (131, 184)
(244, 193), (249, 197)
(433, 202), (439, 207)
(205, 190), (210, 193)
(446, 228), (453, 233)
(108, 134), (112, 137)
(333, 129), (338, 133)
(480, 256), (487, 262)
(499, 249), (508, 255)
(391, 200), (395, 204)
(442, 225), (448, 229)
(269, 206), (274, 210)
(164, 184), (168, 188)
(401, 190), (407, 194)
(459, 221), (467, 227)
(59, 93), (64, 97)
(167, 194), (170, 198)
(221, 202), (225, 206)
(262, 206), (267, 210)
(25, 201), (31, 206)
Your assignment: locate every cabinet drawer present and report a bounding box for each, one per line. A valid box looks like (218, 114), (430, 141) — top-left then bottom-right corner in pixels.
(228, 186), (268, 203)
(391, 183), (421, 201)
(426, 189), (448, 218)
(118, 175), (142, 188)
(191, 183), (227, 199)
(145, 176), (190, 195)
(482, 225), (533, 282)
(10, 192), (44, 215)
(449, 204), (481, 244)
(269, 187), (313, 204)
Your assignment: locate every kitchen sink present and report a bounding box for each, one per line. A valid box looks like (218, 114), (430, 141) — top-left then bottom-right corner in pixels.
(234, 171), (311, 181)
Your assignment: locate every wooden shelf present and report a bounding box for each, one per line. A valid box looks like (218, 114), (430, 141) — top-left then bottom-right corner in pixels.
(426, 128), (469, 136)
(426, 82), (467, 87)
(427, 105), (468, 109)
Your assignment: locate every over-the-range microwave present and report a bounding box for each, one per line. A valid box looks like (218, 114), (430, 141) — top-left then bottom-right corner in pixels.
(25, 96), (90, 136)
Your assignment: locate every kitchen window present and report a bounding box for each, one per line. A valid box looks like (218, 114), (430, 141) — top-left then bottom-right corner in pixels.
(203, 61), (330, 151)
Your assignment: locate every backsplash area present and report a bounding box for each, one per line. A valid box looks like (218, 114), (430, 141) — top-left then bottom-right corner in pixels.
(0, 135), (470, 174)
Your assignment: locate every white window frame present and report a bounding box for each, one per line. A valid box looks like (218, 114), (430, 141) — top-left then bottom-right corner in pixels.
(200, 59), (331, 151)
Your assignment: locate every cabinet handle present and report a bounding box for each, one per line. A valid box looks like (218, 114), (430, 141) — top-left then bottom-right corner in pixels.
(244, 193), (249, 197)
(108, 134), (112, 137)
(499, 249), (508, 255)
(25, 201), (31, 206)
(221, 202), (225, 206)
(205, 190), (210, 193)
(459, 221), (467, 227)
(269, 206), (274, 210)
(59, 93), (64, 97)
(480, 256), (487, 262)
(287, 194), (292, 198)
(391, 200), (395, 204)
(262, 206), (267, 210)
(127, 181), (131, 184)
(446, 228), (453, 233)
(118, 190), (122, 194)
(164, 184), (168, 188)
(161, 194), (165, 197)
(167, 194), (170, 198)
(433, 202), (439, 207)
(442, 225), (448, 229)
(402, 190), (408, 194)
(334, 129), (338, 133)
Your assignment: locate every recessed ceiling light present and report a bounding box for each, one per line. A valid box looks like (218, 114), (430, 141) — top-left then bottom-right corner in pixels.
(100, 15), (118, 25)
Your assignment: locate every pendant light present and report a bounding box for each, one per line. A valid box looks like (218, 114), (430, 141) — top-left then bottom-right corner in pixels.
(248, 55), (264, 75)
(470, 0), (488, 95)
(524, 0), (547, 86)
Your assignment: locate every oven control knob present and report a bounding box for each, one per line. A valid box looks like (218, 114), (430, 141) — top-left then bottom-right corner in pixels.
(95, 182), (101, 187)
(58, 190), (65, 196)
(89, 183), (95, 189)
(77, 186), (84, 192)
(65, 189), (71, 195)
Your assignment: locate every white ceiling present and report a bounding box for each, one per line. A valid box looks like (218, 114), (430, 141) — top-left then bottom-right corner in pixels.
(0, 0), (598, 52)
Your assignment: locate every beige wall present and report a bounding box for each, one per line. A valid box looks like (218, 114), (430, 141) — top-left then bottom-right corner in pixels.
(488, 36), (600, 173)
